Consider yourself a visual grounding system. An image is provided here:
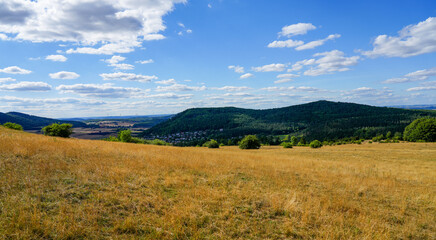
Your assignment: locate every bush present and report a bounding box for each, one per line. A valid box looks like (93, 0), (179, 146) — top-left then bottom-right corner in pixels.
(3, 122), (23, 131)
(403, 118), (436, 142)
(103, 136), (119, 142)
(42, 123), (73, 138)
(118, 130), (132, 142)
(205, 139), (219, 148)
(239, 135), (261, 149)
(309, 140), (322, 148)
(282, 142), (293, 148)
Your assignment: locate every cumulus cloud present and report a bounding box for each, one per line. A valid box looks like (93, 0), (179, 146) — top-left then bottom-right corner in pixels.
(0, 96), (105, 106)
(0, 77), (16, 83)
(46, 54), (67, 62)
(49, 71), (80, 80)
(0, 81), (51, 91)
(279, 23), (316, 37)
(240, 73), (254, 79)
(407, 86), (436, 91)
(267, 39), (304, 48)
(252, 63), (286, 72)
(342, 87), (393, 100)
(261, 86), (322, 92)
(136, 59), (154, 64)
(274, 73), (299, 84)
(56, 83), (143, 98)
(0, 0), (186, 55)
(212, 86), (251, 91)
(288, 50), (359, 76)
(384, 67), (436, 83)
(0, 66), (31, 74)
(156, 83), (206, 92)
(228, 65), (244, 73)
(146, 92), (193, 99)
(362, 17), (436, 58)
(155, 79), (176, 85)
(295, 34), (340, 51)
(103, 55), (134, 70)
(100, 72), (157, 83)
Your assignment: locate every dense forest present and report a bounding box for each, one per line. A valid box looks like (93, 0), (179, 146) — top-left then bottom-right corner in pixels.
(143, 100), (436, 144)
(0, 112), (87, 130)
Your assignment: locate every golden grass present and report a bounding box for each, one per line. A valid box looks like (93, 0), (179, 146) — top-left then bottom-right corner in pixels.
(0, 127), (435, 239)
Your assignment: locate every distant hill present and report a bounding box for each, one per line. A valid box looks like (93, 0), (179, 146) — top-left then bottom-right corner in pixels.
(143, 100), (436, 143)
(389, 104), (436, 110)
(0, 112), (87, 130)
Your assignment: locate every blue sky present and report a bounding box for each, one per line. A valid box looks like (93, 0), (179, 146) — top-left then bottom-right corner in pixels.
(0, 0), (435, 118)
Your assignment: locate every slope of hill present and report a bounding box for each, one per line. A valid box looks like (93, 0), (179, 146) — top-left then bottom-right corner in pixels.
(0, 111), (87, 130)
(1, 127), (435, 239)
(143, 100), (436, 142)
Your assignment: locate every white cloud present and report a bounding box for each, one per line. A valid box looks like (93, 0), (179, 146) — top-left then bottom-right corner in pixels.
(156, 83), (206, 92)
(295, 34), (340, 51)
(0, 77), (16, 83)
(274, 78), (294, 84)
(178, 22), (185, 28)
(49, 71), (80, 80)
(267, 39), (304, 48)
(136, 59), (154, 64)
(240, 73), (254, 79)
(277, 73), (299, 78)
(228, 65), (244, 73)
(0, 96), (105, 106)
(155, 79), (176, 85)
(103, 55), (134, 70)
(362, 17), (436, 58)
(213, 86), (251, 91)
(0, 66), (31, 74)
(56, 83), (143, 98)
(290, 50), (359, 76)
(252, 63), (286, 72)
(342, 87), (393, 100)
(279, 23), (316, 37)
(100, 72), (157, 83)
(46, 54), (67, 62)
(261, 86), (321, 92)
(146, 92), (193, 99)
(66, 42), (141, 55)
(0, 33), (8, 40)
(0, 81), (51, 91)
(186, 29), (192, 34)
(0, 0), (186, 54)
(384, 67), (436, 83)
(208, 3), (212, 8)
(407, 86), (436, 91)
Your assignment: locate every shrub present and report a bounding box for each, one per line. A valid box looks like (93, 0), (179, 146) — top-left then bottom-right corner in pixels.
(205, 139), (219, 148)
(3, 122), (23, 131)
(403, 118), (436, 142)
(239, 135), (261, 149)
(118, 130), (132, 143)
(290, 136), (298, 146)
(309, 140), (322, 148)
(42, 123), (73, 138)
(103, 136), (119, 142)
(282, 142), (293, 148)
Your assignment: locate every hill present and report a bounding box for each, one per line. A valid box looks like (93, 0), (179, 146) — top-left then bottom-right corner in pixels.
(143, 100), (436, 144)
(0, 127), (435, 239)
(0, 111), (87, 130)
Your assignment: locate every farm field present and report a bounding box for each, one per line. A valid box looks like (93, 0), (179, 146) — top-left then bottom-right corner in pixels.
(0, 127), (435, 239)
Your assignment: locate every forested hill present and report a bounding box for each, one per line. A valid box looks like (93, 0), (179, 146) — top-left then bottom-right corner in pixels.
(143, 100), (436, 141)
(0, 112), (87, 130)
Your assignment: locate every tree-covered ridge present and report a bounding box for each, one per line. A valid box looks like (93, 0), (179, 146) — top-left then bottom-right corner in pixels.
(143, 100), (436, 142)
(0, 112), (87, 130)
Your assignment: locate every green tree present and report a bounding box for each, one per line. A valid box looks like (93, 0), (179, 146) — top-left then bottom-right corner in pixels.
(118, 130), (132, 143)
(205, 139), (219, 148)
(403, 118), (436, 142)
(239, 135), (261, 149)
(290, 136), (298, 146)
(3, 122), (23, 131)
(42, 123), (73, 138)
(386, 131), (392, 139)
(309, 140), (322, 148)
(298, 136), (306, 146)
(282, 142), (293, 148)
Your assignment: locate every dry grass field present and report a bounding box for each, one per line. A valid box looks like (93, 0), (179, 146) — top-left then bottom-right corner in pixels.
(0, 127), (435, 239)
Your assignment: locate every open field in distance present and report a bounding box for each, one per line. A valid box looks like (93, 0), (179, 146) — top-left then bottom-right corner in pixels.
(0, 127), (435, 239)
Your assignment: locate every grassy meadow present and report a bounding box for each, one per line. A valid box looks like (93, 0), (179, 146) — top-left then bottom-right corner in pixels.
(0, 127), (435, 239)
